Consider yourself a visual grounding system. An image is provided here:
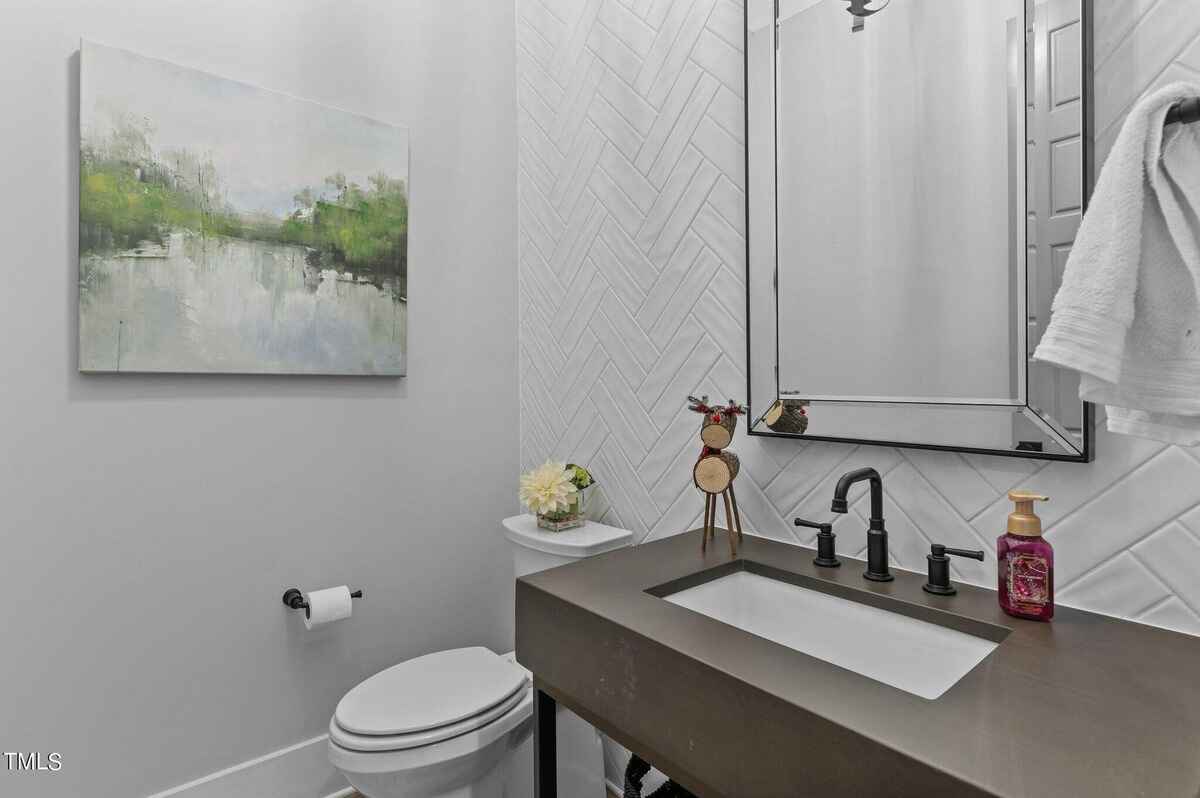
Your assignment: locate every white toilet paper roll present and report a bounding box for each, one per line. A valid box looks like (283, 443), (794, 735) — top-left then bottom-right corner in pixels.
(303, 586), (353, 630)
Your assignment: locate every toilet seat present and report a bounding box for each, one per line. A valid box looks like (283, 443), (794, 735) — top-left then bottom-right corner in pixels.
(330, 647), (531, 754)
(327, 683), (533, 779)
(335, 647), (528, 737)
(329, 681), (528, 752)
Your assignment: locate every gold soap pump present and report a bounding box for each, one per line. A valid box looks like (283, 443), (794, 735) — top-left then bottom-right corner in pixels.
(1007, 491), (1049, 535)
(998, 490), (1054, 620)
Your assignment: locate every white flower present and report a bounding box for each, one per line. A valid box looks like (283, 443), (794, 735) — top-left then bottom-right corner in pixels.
(519, 461), (578, 515)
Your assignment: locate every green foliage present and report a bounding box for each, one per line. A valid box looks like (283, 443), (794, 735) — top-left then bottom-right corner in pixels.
(79, 155), (245, 251)
(565, 464), (596, 489)
(79, 165), (170, 251)
(79, 114), (407, 295)
(314, 176), (407, 274)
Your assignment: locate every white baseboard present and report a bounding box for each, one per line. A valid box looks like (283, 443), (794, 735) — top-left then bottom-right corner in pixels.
(145, 734), (349, 798)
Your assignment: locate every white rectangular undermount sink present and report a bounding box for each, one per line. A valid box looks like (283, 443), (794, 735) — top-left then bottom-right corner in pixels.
(663, 570), (1000, 700)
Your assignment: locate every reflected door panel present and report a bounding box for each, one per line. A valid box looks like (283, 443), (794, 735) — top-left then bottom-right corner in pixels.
(1025, 0), (1084, 444)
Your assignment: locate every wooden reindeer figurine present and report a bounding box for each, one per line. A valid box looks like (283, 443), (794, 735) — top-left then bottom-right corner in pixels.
(687, 396), (746, 557)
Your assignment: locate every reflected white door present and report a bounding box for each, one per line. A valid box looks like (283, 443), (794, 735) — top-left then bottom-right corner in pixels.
(1026, 0), (1085, 439)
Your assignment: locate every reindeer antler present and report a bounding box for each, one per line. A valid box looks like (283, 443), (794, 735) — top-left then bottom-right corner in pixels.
(723, 400), (747, 416)
(689, 396), (748, 423)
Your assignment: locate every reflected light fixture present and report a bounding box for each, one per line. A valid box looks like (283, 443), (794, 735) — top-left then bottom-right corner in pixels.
(845, 0), (890, 32)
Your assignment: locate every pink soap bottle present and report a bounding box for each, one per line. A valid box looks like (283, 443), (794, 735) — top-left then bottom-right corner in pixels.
(997, 491), (1054, 621)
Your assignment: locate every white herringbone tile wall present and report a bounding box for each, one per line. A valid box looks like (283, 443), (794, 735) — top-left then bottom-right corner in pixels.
(517, 0), (1200, 637)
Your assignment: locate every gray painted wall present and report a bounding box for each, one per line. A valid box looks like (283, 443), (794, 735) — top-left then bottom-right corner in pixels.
(0, 2), (517, 796)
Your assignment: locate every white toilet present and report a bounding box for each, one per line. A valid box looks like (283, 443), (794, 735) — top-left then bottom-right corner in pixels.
(328, 515), (632, 797)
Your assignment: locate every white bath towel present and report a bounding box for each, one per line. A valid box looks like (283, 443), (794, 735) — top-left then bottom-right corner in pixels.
(1033, 83), (1200, 446)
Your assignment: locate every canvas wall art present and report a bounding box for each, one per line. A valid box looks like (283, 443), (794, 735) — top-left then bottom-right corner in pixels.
(79, 42), (409, 375)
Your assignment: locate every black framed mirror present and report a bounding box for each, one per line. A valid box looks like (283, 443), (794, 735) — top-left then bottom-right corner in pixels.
(745, 0), (1094, 461)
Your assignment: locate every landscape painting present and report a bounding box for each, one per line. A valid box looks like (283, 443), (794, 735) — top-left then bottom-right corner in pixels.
(79, 42), (408, 375)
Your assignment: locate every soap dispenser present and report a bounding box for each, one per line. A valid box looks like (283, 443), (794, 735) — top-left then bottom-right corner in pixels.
(998, 490), (1053, 621)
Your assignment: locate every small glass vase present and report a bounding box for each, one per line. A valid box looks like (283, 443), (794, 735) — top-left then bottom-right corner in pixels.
(537, 489), (587, 532)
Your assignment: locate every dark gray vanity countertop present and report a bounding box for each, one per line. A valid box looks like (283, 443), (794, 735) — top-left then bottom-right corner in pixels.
(515, 530), (1200, 798)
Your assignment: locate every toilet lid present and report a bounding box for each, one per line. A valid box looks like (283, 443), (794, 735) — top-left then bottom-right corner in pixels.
(329, 682), (529, 752)
(334, 647), (528, 736)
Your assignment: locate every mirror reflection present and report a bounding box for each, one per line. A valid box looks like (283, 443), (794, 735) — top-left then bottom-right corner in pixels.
(746, 0), (1091, 459)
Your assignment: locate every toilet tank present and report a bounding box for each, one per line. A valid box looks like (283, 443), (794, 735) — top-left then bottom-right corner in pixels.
(503, 514), (632, 798)
(502, 515), (633, 578)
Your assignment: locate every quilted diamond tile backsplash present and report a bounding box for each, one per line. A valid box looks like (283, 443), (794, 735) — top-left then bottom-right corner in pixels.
(517, 0), (1200, 636)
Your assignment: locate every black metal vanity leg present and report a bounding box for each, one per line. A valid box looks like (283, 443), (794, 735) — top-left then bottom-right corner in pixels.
(534, 688), (557, 798)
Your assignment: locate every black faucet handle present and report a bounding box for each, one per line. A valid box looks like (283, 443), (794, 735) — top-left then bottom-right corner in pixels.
(924, 543), (985, 595)
(795, 518), (841, 568)
(930, 544), (985, 561)
(794, 518), (832, 533)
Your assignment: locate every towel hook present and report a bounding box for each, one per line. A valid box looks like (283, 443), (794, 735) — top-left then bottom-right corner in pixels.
(1165, 97), (1200, 126)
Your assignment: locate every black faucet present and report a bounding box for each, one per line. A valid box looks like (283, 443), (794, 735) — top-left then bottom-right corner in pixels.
(831, 467), (893, 582)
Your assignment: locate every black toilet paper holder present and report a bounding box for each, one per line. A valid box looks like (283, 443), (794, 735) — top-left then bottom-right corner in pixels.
(282, 587), (363, 619)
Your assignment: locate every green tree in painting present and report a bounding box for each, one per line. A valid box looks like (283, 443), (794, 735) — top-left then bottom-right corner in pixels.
(282, 171), (408, 294)
(80, 113), (246, 251)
